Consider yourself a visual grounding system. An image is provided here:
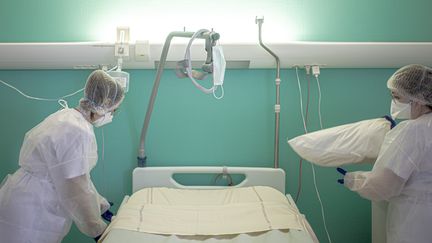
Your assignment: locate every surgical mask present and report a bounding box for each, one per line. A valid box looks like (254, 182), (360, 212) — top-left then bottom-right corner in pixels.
(391, 100), (411, 119)
(212, 45), (226, 99)
(93, 112), (113, 127)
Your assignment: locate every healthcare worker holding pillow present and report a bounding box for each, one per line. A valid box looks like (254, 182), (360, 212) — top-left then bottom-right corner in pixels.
(0, 70), (124, 243)
(338, 64), (432, 243)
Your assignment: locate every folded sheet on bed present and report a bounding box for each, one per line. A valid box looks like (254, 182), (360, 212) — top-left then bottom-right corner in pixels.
(101, 186), (307, 239)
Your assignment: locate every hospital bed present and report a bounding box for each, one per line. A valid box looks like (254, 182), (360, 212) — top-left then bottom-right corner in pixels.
(100, 167), (318, 243)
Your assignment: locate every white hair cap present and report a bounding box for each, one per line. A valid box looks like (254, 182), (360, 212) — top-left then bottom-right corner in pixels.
(79, 70), (124, 115)
(387, 64), (432, 105)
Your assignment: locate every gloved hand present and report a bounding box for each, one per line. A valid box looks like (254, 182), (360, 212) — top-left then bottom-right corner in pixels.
(383, 115), (396, 129)
(102, 209), (114, 222)
(101, 201), (114, 222)
(100, 197), (112, 214)
(94, 234), (101, 242)
(337, 167), (347, 184)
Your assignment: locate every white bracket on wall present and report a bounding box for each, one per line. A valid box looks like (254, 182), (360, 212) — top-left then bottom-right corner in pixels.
(115, 26), (130, 57)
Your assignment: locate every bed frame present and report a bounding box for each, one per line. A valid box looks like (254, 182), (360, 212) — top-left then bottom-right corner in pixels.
(132, 166), (286, 194)
(107, 166), (318, 243)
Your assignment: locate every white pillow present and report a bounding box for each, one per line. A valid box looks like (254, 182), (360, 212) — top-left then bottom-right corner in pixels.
(288, 118), (392, 167)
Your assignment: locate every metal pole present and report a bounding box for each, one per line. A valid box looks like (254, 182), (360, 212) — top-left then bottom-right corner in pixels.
(256, 16), (281, 168)
(137, 30), (218, 167)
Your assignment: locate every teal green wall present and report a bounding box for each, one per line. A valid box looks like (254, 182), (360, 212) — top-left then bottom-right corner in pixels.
(0, 68), (393, 243)
(0, 0), (431, 243)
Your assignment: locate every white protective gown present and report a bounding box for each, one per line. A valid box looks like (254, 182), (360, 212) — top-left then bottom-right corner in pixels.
(344, 112), (432, 243)
(0, 108), (108, 243)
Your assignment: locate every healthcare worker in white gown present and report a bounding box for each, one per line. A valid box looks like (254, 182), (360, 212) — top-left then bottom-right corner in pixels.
(0, 70), (124, 243)
(339, 64), (432, 243)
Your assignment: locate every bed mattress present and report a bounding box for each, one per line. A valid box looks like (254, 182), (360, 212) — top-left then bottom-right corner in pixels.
(102, 228), (315, 243)
(100, 186), (317, 243)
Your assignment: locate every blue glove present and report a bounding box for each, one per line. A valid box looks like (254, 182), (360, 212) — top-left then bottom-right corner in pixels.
(383, 115), (396, 129)
(337, 167), (347, 175)
(101, 201), (114, 222)
(337, 167), (347, 184)
(102, 209), (114, 222)
(94, 234), (101, 242)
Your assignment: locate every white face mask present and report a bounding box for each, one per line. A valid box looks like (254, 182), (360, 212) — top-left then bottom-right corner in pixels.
(93, 112), (113, 127)
(212, 45), (226, 99)
(391, 100), (411, 119)
(175, 30), (226, 100)
(212, 45), (226, 86)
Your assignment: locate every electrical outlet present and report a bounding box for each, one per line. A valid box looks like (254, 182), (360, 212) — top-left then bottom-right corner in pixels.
(135, 40), (150, 62)
(312, 65), (320, 77)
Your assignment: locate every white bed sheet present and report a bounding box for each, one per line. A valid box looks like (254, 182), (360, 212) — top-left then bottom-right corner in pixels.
(102, 228), (315, 243)
(101, 193), (317, 243)
(100, 167), (319, 242)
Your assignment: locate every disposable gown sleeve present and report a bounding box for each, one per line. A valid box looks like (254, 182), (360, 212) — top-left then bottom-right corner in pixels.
(91, 180), (111, 214)
(344, 168), (406, 201)
(47, 130), (107, 237)
(344, 121), (425, 202)
(50, 174), (107, 237)
(372, 122), (423, 180)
